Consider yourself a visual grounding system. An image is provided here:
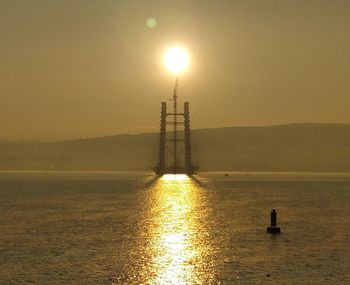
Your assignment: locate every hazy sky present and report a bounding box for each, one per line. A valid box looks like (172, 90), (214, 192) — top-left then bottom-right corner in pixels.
(1, 0), (349, 141)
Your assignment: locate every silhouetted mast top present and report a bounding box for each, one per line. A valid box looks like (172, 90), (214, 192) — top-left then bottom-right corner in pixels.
(173, 76), (179, 174)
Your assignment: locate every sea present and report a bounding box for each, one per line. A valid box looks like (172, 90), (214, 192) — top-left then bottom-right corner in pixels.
(0, 171), (349, 284)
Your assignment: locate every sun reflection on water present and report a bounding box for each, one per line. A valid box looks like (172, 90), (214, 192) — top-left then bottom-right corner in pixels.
(113, 174), (217, 284)
(149, 175), (204, 284)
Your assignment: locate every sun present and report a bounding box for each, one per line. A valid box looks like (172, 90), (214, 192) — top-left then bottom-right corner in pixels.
(164, 47), (189, 74)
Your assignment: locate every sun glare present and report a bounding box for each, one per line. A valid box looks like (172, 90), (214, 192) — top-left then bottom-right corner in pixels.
(161, 174), (189, 181)
(164, 47), (189, 74)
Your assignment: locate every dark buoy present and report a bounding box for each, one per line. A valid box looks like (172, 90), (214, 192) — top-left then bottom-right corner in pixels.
(267, 209), (281, 234)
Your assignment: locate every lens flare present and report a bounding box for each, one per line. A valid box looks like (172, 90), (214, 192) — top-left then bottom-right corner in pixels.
(146, 17), (157, 28)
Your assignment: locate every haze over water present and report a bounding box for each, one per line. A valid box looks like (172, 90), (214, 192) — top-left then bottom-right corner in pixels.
(1, 171), (349, 284)
(1, 1), (350, 284)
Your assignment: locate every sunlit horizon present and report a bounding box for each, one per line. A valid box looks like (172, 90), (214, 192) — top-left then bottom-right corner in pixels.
(161, 174), (190, 181)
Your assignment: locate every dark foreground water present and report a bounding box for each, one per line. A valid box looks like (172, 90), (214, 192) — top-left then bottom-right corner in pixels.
(0, 172), (349, 284)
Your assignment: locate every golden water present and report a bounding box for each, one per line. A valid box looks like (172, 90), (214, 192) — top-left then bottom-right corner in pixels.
(1, 172), (349, 284)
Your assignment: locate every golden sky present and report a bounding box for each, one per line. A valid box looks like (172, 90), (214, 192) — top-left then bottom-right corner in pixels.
(1, 0), (349, 141)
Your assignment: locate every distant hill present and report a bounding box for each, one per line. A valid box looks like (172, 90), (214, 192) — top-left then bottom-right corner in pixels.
(1, 123), (350, 172)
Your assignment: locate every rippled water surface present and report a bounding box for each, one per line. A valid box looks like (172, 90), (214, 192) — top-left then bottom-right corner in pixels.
(1, 171), (350, 284)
